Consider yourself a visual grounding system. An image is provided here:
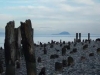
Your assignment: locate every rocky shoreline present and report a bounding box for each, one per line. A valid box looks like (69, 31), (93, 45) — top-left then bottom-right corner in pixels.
(0, 38), (100, 75)
(35, 38), (100, 75)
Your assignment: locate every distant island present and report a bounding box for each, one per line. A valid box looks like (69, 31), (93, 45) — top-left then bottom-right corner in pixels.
(52, 31), (70, 35)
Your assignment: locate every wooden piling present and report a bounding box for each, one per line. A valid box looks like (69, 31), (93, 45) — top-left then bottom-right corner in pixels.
(20, 19), (36, 75)
(79, 33), (81, 42)
(4, 21), (16, 75)
(88, 33), (90, 40)
(76, 33), (78, 42)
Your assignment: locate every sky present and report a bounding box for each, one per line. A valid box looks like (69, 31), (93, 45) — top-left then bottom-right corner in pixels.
(0, 0), (100, 35)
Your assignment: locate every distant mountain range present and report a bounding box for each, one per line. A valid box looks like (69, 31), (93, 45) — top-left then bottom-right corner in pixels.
(52, 31), (70, 35)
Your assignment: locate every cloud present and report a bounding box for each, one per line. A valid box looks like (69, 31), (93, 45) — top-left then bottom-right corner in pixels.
(0, 0), (34, 4)
(81, 5), (100, 15)
(6, 0), (100, 16)
(0, 0), (100, 34)
(57, 4), (81, 12)
(7, 5), (54, 14)
(0, 14), (14, 20)
(73, 0), (95, 5)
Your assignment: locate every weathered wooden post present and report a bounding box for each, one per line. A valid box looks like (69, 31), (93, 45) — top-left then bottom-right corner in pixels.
(76, 33), (78, 42)
(79, 33), (81, 42)
(4, 21), (16, 75)
(88, 33), (90, 40)
(14, 27), (21, 68)
(74, 38), (75, 42)
(20, 19), (36, 75)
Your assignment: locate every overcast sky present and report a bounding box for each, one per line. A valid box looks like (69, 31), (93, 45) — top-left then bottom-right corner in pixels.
(0, 0), (100, 34)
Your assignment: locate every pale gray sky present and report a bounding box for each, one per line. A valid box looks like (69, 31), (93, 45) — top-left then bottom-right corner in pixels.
(0, 0), (100, 34)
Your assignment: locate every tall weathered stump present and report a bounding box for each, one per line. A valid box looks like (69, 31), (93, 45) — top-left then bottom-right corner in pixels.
(4, 21), (16, 75)
(21, 19), (36, 75)
(88, 33), (90, 40)
(79, 33), (81, 42)
(76, 33), (78, 42)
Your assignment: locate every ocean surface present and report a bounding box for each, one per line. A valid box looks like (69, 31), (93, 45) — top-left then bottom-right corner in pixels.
(0, 34), (100, 48)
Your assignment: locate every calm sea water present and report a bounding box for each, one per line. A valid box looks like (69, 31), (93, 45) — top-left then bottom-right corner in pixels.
(0, 34), (100, 48)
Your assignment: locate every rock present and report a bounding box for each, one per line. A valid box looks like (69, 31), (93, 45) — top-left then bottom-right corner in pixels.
(62, 47), (66, 56)
(55, 62), (63, 71)
(16, 60), (20, 69)
(89, 53), (94, 56)
(67, 57), (74, 66)
(37, 57), (41, 63)
(39, 67), (45, 75)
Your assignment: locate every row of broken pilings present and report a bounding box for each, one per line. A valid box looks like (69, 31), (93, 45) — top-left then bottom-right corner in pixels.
(4, 19), (36, 75)
(75, 33), (90, 42)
